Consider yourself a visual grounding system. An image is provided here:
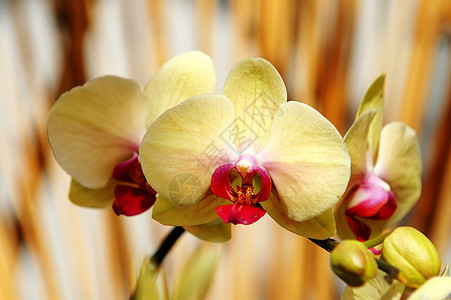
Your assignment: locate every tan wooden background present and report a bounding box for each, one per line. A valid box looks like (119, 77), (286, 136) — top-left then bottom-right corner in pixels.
(0, 0), (450, 299)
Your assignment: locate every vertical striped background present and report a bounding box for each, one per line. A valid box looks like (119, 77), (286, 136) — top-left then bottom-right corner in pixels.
(0, 0), (450, 299)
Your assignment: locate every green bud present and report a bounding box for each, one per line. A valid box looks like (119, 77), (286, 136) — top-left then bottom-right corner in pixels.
(331, 240), (378, 286)
(381, 226), (441, 289)
(132, 257), (168, 300)
(172, 244), (222, 300)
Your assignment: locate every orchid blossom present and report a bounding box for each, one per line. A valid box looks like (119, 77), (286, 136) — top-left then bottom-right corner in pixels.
(335, 75), (422, 241)
(140, 58), (351, 239)
(47, 51), (216, 218)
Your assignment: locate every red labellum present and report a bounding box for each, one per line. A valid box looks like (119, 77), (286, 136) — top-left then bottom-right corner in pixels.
(211, 155), (271, 225)
(215, 203), (266, 225)
(345, 173), (397, 241)
(112, 153), (156, 216)
(113, 185), (156, 216)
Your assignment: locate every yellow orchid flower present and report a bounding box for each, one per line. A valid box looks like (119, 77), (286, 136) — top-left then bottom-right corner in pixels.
(335, 75), (422, 241)
(47, 51), (216, 216)
(140, 58), (351, 239)
(409, 276), (451, 300)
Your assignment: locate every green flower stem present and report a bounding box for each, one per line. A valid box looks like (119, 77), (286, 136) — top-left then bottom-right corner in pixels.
(308, 237), (406, 284)
(151, 226), (185, 267)
(362, 232), (391, 249)
(376, 258), (400, 283)
(308, 238), (340, 252)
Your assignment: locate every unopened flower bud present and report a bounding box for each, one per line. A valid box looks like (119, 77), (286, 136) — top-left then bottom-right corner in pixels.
(331, 240), (378, 286)
(133, 256), (168, 300)
(345, 173), (397, 241)
(381, 226), (441, 289)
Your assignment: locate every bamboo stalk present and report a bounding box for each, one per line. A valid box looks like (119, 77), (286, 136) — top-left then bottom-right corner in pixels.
(290, 0), (320, 107)
(430, 142), (451, 258)
(258, 0), (295, 77)
(196, 0), (217, 54)
(18, 140), (60, 299)
(146, 0), (168, 67)
(399, 0), (451, 132)
(1, 1), (451, 299)
(410, 4), (451, 234)
(313, 244), (335, 300)
(319, 0), (356, 133)
(0, 217), (19, 300)
(416, 82), (451, 236)
(51, 0), (91, 93)
(266, 225), (289, 299)
(47, 161), (97, 299)
(104, 215), (134, 298)
(230, 0), (259, 60)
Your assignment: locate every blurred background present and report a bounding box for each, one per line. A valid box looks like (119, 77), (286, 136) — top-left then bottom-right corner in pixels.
(0, 0), (450, 299)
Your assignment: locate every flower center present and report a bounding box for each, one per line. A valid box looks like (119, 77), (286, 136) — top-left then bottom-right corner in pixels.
(112, 152), (157, 216)
(211, 155), (272, 225)
(345, 173), (397, 241)
(236, 158), (253, 175)
(237, 185), (254, 205)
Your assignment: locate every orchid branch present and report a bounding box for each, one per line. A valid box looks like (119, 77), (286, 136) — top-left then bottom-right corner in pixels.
(151, 226), (185, 267)
(308, 237), (406, 284)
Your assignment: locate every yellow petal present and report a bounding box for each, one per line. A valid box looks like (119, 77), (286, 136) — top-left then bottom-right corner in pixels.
(355, 74), (385, 157)
(47, 76), (148, 188)
(184, 218), (231, 242)
(152, 193), (229, 226)
(374, 122), (422, 226)
(140, 95), (238, 206)
(335, 110), (377, 239)
(68, 179), (115, 208)
(222, 57), (287, 154)
(335, 197), (356, 239)
(261, 192), (336, 239)
(344, 110), (377, 188)
(145, 51), (216, 126)
(342, 270), (405, 300)
(409, 276), (451, 300)
(257, 101), (350, 222)
(172, 243), (223, 300)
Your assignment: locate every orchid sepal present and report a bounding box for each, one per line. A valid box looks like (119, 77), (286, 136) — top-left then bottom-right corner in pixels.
(261, 191), (336, 239)
(355, 74), (385, 156)
(69, 179), (115, 208)
(183, 219), (232, 242)
(152, 194), (229, 227)
(222, 57), (287, 154)
(144, 51), (216, 127)
(343, 110), (377, 189)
